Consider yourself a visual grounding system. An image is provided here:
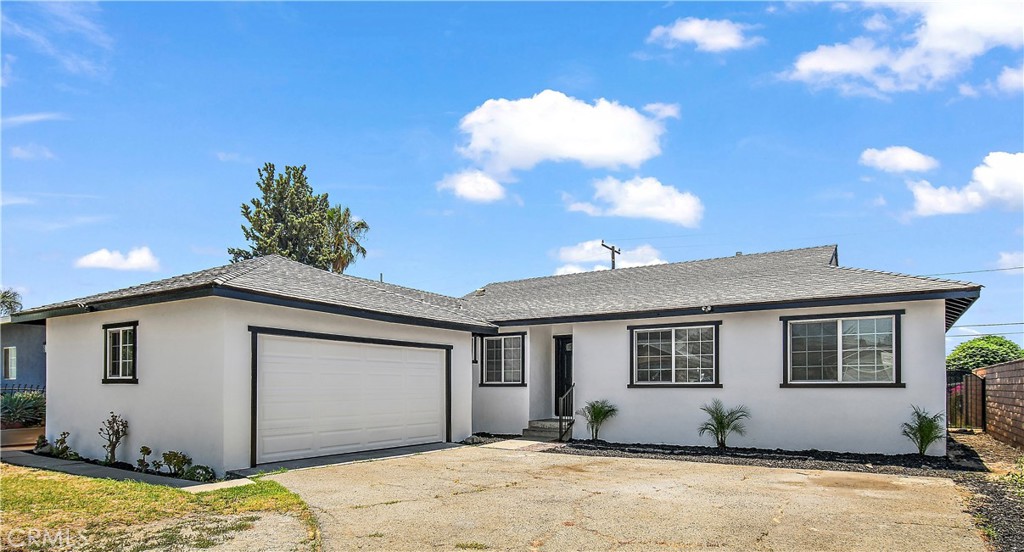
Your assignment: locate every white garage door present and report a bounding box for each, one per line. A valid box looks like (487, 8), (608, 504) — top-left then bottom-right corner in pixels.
(256, 334), (446, 464)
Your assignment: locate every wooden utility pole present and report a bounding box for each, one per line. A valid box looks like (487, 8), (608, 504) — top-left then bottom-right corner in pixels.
(601, 240), (622, 269)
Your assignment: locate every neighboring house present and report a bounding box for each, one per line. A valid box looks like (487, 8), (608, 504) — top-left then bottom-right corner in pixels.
(12, 245), (980, 474)
(0, 316), (46, 389)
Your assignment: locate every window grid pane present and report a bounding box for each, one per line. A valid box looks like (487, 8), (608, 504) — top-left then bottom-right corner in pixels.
(673, 327), (715, 383)
(790, 321), (838, 382)
(636, 330), (672, 382)
(840, 317), (894, 382)
(636, 327), (715, 384)
(484, 336), (523, 384)
(790, 317), (895, 384)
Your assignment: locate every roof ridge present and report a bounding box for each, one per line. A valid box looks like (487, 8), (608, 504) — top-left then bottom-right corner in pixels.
(213, 256), (273, 286)
(830, 265), (980, 288)
(471, 244), (838, 291)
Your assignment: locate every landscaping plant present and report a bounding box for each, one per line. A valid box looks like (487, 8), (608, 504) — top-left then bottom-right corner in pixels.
(0, 391), (45, 428)
(900, 405), (944, 456)
(183, 464), (217, 482)
(161, 450), (193, 477)
(98, 412), (129, 465)
(697, 398), (750, 449)
(576, 400), (619, 441)
(137, 446), (153, 472)
(51, 431), (79, 460)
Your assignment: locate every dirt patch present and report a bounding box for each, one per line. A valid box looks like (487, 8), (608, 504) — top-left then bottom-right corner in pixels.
(950, 431), (1023, 475)
(83, 513), (309, 552)
(811, 473), (901, 491)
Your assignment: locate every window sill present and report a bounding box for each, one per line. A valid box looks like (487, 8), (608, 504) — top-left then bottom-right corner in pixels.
(779, 382), (905, 388)
(478, 383), (526, 387)
(628, 383), (723, 389)
(102, 378), (139, 385)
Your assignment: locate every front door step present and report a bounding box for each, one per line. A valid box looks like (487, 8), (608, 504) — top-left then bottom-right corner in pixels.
(521, 418), (566, 441)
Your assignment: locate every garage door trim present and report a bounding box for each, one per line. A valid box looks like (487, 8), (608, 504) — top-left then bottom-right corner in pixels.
(248, 325), (453, 467)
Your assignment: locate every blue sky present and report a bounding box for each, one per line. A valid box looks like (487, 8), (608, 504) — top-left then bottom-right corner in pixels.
(2, 2), (1022, 351)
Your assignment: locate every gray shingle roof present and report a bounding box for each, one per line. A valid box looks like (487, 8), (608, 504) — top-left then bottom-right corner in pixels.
(18, 255), (495, 330)
(461, 245), (980, 324)
(17, 245), (979, 330)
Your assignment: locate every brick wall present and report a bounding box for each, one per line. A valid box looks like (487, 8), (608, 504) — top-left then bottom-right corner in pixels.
(975, 359), (1024, 450)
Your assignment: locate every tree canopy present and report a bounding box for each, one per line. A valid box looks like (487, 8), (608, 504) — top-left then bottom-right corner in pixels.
(946, 335), (1024, 373)
(228, 163), (369, 273)
(0, 288), (22, 317)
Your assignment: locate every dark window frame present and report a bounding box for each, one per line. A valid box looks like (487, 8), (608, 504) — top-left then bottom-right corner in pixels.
(780, 310), (905, 388)
(479, 332), (527, 387)
(102, 321), (139, 384)
(627, 321), (723, 388)
(2, 346), (16, 380)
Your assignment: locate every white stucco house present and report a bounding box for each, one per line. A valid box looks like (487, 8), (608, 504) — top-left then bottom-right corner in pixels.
(12, 245), (980, 474)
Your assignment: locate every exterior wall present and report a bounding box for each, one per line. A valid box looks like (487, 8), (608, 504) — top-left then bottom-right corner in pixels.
(46, 296), (476, 475)
(472, 327), (530, 434)
(0, 322), (47, 387)
(46, 299), (227, 470)
(974, 360), (1024, 450)
(528, 326), (553, 420)
(473, 299), (948, 455)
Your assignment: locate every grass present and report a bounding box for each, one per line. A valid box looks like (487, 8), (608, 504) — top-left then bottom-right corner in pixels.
(455, 542), (489, 550)
(1004, 456), (1024, 498)
(0, 463), (320, 551)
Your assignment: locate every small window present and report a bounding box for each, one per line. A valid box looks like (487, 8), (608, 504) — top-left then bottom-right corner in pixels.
(788, 315), (896, 384)
(2, 347), (16, 380)
(104, 323), (138, 383)
(482, 335), (523, 385)
(633, 325), (718, 385)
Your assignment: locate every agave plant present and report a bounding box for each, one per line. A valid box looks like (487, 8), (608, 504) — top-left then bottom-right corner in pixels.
(576, 400), (619, 441)
(697, 398), (750, 449)
(0, 391), (45, 428)
(901, 405), (944, 456)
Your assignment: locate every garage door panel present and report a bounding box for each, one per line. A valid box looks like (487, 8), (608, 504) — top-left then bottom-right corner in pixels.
(257, 334), (446, 464)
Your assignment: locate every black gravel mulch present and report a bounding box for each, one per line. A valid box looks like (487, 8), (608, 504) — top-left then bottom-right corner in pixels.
(549, 438), (1023, 551)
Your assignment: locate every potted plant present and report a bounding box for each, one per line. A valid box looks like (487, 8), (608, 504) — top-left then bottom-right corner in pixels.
(0, 391), (46, 447)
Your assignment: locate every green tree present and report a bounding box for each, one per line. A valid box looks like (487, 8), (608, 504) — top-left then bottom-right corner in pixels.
(228, 163), (368, 273)
(946, 335), (1024, 373)
(0, 288), (22, 316)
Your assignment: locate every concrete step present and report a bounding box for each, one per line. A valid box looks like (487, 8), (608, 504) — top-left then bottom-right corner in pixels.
(527, 418), (561, 430)
(521, 428), (560, 441)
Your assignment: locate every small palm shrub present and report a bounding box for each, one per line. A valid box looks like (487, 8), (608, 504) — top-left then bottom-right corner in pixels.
(901, 405), (944, 456)
(576, 400), (619, 441)
(0, 391), (45, 428)
(697, 399), (750, 449)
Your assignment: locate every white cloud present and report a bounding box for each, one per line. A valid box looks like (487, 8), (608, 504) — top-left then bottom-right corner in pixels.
(215, 151), (254, 163)
(1, 54), (14, 87)
(863, 14), (891, 33)
(457, 89), (668, 176)
(647, 17), (764, 52)
(909, 152), (1024, 216)
(958, 83), (980, 97)
(643, 102), (681, 120)
(74, 246), (160, 271)
(996, 251), (1023, 273)
(555, 239), (667, 274)
(860, 146), (939, 173)
(996, 63), (1024, 93)
(1, 112), (68, 128)
(436, 170), (506, 203)
(2, 3), (112, 78)
(871, 195), (888, 207)
(10, 143), (55, 160)
(567, 176), (704, 227)
(785, 3), (1024, 96)
(0, 195), (34, 207)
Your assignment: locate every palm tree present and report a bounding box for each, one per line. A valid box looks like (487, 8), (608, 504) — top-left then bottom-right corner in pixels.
(901, 405), (944, 456)
(0, 288), (22, 316)
(697, 398), (750, 449)
(324, 205), (369, 273)
(576, 400), (619, 441)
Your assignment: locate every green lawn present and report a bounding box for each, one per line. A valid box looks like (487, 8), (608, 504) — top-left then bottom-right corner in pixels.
(0, 463), (320, 551)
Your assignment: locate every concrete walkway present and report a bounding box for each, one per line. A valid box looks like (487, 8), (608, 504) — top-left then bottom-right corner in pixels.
(229, 441), (462, 478)
(0, 450), (252, 492)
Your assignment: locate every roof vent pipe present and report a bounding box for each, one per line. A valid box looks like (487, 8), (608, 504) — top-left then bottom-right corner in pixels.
(735, 252), (742, 256)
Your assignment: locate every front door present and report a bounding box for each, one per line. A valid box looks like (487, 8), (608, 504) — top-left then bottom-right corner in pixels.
(554, 335), (573, 416)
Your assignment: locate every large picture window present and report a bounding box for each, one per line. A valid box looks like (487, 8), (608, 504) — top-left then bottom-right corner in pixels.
(631, 323), (719, 386)
(104, 322), (138, 383)
(482, 335), (523, 385)
(784, 312), (900, 386)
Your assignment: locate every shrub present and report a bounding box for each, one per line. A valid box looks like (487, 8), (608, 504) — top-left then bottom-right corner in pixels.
(576, 400), (619, 441)
(901, 405), (944, 456)
(182, 464), (216, 482)
(98, 412), (129, 465)
(1004, 457), (1024, 498)
(161, 450), (193, 477)
(697, 399), (750, 449)
(946, 336), (1024, 374)
(51, 431), (79, 460)
(137, 446), (152, 472)
(0, 391), (45, 428)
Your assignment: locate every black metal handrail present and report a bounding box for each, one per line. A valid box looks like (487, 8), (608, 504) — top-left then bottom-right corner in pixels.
(557, 383), (575, 441)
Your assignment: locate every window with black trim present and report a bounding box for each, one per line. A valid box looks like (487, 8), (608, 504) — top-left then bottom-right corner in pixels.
(2, 347), (16, 380)
(632, 324), (718, 385)
(482, 335), (523, 384)
(104, 323), (137, 383)
(787, 314), (897, 384)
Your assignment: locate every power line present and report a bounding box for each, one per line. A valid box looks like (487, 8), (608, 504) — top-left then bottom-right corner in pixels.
(947, 332), (1024, 337)
(924, 266), (1023, 276)
(951, 322), (1024, 328)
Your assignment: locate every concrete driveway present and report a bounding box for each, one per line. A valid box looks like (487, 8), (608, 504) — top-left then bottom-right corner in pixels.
(268, 443), (985, 551)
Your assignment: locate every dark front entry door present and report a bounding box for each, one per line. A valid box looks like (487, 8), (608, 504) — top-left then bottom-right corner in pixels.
(554, 335), (573, 416)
